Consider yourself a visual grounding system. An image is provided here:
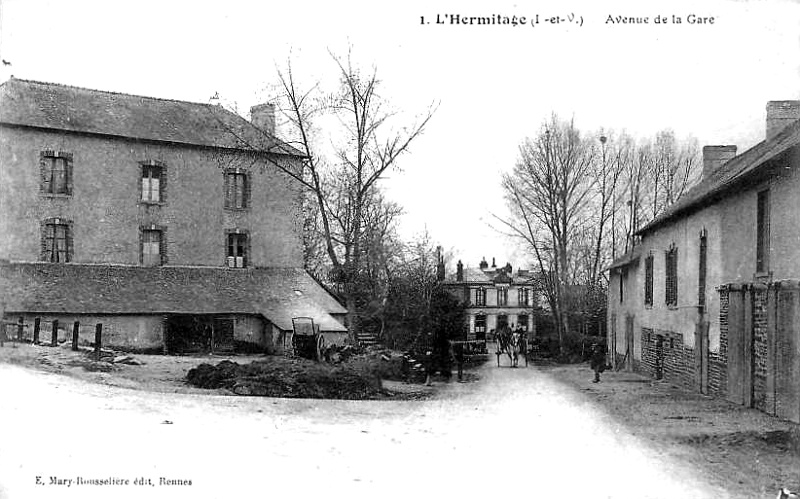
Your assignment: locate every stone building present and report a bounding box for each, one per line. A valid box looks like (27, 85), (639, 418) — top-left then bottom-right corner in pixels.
(0, 78), (346, 353)
(607, 100), (800, 422)
(439, 256), (538, 340)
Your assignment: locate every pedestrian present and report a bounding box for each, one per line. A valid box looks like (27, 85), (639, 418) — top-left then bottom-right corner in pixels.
(590, 342), (606, 383)
(453, 341), (465, 382)
(424, 349), (434, 386)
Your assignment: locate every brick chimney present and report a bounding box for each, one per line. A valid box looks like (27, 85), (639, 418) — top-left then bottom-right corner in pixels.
(702, 145), (737, 179)
(436, 246), (445, 281)
(479, 257), (488, 270)
(250, 103), (276, 136)
(456, 260), (464, 281)
(766, 101), (800, 141)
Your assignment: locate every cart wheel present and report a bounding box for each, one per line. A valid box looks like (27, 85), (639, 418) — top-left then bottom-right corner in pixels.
(315, 334), (325, 361)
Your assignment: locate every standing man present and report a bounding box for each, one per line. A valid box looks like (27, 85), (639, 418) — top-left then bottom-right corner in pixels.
(452, 341), (465, 381)
(590, 342), (606, 383)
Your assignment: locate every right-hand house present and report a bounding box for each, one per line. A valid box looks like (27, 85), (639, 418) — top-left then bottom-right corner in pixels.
(608, 101), (800, 422)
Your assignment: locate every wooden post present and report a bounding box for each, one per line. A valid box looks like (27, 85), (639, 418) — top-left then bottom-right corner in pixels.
(33, 318), (40, 344)
(17, 317), (24, 342)
(72, 321), (80, 351)
(51, 319), (58, 347)
(94, 323), (102, 360)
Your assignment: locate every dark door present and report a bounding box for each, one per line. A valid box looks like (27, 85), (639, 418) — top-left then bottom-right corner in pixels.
(212, 318), (235, 353)
(625, 315), (635, 371)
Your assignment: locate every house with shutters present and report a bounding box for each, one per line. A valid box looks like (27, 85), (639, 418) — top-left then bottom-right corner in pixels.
(0, 77), (347, 354)
(607, 100), (800, 422)
(439, 256), (538, 341)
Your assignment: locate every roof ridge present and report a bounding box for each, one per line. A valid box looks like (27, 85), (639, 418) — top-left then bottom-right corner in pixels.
(5, 77), (221, 108)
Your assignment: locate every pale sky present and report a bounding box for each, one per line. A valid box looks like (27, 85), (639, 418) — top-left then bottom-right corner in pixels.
(1, 0), (799, 272)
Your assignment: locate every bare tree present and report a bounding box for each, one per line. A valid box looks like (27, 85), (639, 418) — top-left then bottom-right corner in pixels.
(497, 115), (595, 355)
(272, 50), (436, 343)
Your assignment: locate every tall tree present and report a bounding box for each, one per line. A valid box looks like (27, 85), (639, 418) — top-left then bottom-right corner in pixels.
(272, 50), (436, 343)
(498, 115), (595, 355)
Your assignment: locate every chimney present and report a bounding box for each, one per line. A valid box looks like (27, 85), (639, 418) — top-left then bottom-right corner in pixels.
(504, 262), (512, 274)
(702, 145), (737, 179)
(436, 246), (445, 281)
(766, 101), (800, 141)
(456, 260), (464, 281)
(491, 257), (496, 268)
(479, 257), (488, 270)
(250, 103), (276, 137)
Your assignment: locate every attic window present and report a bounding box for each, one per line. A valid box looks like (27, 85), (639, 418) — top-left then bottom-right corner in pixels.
(294, 290), (303, 297)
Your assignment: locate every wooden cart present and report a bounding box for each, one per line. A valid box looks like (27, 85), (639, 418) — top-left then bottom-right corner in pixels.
(291, 317), (325, 361)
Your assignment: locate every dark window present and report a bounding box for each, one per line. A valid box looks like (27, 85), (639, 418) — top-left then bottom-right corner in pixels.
(644, 255), (654, 306)
(665, 246), (678, 307)
(497, 288), (508, 306)
(756, 189), (770, 274)
(517, 314), (529, 331)
(226, 233), (248, 268)
(474, 288), (486, 306)
(42, 220), (72, 262)
(41, 152), (72, 195)
(619, 269), (626, 303)
(698, 231), (707, 309)
(474, 314), (487, 333)
(224, 171), (249, 209)
(141, 164), (164, 203)
(141, 229), (164, 266)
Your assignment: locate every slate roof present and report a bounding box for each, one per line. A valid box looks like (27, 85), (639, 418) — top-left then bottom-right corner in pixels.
(0, 263), (347, 332)
(605, 246), (642, 271)
(637, 118), (800, 235)
(443, 266), (537, 285)
(0, 78), (304, 156)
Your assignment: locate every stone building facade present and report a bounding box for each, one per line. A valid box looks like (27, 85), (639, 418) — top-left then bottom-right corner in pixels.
(439, 257), (538, 340)
(607, 100), (800, 422)
(0, 78), (346, 353)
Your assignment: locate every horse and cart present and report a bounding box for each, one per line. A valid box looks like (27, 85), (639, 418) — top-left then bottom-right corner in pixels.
(494, 327), (530, 368)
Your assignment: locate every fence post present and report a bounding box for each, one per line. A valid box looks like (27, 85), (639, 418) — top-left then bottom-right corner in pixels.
(51, 319), (58, 347)
(17, 317), (24, 342)
(33, 318), (41, 344)
(72, 321), (80, 351)
(94, 323), (102, 361)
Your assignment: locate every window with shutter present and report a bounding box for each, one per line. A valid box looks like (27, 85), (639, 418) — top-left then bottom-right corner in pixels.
(644, 254), (654, 306)
(224, 171), (248, 209)
(474, 314), (487, 333)
(141, 164), (164, 203)
(665, 246), (678, 307)
(756, 189), (770, 274)
(42, 220), (72, 262)
(141, 229), (163, 266)
(40, 152), (73, 195)
(497, 288), (508, 306)
(226, 232), (248, 268)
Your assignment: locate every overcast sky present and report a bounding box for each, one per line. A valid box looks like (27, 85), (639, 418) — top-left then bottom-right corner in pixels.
(2, 0), (799, 272)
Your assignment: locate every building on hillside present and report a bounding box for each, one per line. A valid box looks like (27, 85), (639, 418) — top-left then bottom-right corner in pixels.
(607, 100), (800, 422)
(0, 77), (347, 354)
(439, 256), (539, 340)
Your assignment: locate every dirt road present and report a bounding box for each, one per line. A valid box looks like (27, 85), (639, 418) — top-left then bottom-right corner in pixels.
(0, 360), (776, 499)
